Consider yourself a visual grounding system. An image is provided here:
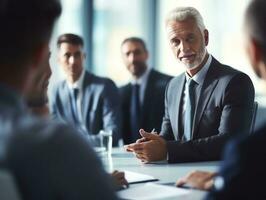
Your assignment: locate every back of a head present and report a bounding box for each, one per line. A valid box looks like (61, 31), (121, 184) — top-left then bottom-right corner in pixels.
(245, 0), (266, 62)
(0, 0), (61, 68)
(165, 6), (206, 32)
(57, 33), (84, 48)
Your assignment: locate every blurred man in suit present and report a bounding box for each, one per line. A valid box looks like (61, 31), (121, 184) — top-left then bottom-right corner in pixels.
(126, 7), (254, 163)
(176, 0), (266, 198)
(26, 51), (128, 189)
(50, 33), (121, 145)
(0, 0), (119, 199)
(120, 37), (172, 144)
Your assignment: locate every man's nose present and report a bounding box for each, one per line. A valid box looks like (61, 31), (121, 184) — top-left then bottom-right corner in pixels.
(128, 53), (136, 63)
(69, 55), (75, 64)
(180, 41), (190, 52)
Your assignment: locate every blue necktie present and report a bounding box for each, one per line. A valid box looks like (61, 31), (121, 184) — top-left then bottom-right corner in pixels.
(130, 84), (141, 141)
(70, 88), (79, 124)
(184, 79), (196, 141)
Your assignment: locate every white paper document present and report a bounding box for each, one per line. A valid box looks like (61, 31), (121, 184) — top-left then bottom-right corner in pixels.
(117, 183), (190, 200)
(124, 170), (158, 184)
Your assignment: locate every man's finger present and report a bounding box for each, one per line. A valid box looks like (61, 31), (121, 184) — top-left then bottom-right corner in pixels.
(139, 129), (159, 140)
(176, 178), (186, 186)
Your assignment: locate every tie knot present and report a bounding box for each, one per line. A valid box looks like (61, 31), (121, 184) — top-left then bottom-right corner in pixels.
(187, 78), (196, 88)
(132, 84), (140, 91)
(72, 88), (79, 99)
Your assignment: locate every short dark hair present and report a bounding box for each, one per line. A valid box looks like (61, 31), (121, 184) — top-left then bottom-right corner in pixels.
(121, 37), (147, 52)
(0, 0), (61, 67)
(245, 0), (266, 62)
(57, 33), (84, 48)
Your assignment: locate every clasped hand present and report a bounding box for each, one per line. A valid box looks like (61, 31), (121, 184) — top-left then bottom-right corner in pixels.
(124, 129), (167, 163)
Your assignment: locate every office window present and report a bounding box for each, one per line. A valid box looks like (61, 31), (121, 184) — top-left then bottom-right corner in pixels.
(93, 0), (155, 85)
(49, 0), (85, 82)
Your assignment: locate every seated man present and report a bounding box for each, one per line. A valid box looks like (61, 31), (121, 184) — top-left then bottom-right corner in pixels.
(126, 6), (254, 163)
(26, 52), (128, 189)
(50, 33), (121, 145)
(0, 0), (119, 199)
(176, 0), (266, 199)
(120, 37), (172, 144)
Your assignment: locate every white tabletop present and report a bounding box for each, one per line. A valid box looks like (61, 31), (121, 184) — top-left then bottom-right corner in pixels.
(100, 147), (220, 200)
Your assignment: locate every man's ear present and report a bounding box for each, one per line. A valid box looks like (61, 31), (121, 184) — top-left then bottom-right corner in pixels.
(145, 50), (149, 60)
(247, 38), (262, 67)
(203, 29), (209, 46)
(31, 43), (49, 70)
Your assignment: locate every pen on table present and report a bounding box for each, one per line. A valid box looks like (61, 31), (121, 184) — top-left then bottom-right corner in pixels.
(151, 128), (156, 133)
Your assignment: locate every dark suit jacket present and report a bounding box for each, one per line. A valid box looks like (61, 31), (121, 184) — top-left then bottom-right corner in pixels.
(207, 125), (266, 199)
(120, 69), (172, 144)
(0, 85), (118, 200)
(160, 57), (255, 163)
(49, 71), (121, 146)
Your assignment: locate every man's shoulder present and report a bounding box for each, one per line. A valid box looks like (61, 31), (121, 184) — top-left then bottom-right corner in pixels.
(51, 79), (67, 93)
(83, 72), (118, 97)
(167, 73), (185, 86)
(84, 72), (116, 87)
(119, 82), (131, 91)
(9, 116), (84, 151)
(224, 124), (266, 162)
(211, 57), (246, 77)
(150, 69), (173, 80)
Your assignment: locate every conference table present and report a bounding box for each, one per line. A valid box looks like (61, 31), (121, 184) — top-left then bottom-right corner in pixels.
(100, 147), (220, 200)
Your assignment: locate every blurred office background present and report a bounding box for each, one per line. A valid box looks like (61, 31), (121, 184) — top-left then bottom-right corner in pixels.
(49, 0), (266, 128)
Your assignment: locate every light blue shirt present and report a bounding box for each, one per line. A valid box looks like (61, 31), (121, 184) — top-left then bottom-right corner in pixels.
(181, 54), (212, 133)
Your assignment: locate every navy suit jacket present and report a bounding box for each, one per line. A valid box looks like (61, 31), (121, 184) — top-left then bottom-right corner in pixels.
(120, 69), (172, 144)
(207, 124), (266, 199)
(49, 71), (121, 146)
(160, 57), (255, 163)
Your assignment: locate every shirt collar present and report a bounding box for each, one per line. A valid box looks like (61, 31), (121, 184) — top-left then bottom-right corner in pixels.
(67, 69), (85, 90)
(185, 54), (212, 85)
(130, 67), (151, 85)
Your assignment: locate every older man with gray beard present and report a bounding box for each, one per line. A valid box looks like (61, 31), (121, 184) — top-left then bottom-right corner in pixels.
(126, 6), (255, 163)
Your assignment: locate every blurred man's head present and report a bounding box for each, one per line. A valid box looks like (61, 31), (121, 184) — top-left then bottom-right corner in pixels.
(165, 7), (209, 75)
(0, 0), (61, 93)
(121, 37), (149, 79)
(57, 33), (85, 84)
(244, 0), (266, 80)
(26, 52), (51, 108)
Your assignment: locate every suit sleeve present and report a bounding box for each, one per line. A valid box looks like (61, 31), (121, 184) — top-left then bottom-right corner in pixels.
(167, 73), (255, 163)
(102, 79), (121, 146)
(206, 128), (266, 199)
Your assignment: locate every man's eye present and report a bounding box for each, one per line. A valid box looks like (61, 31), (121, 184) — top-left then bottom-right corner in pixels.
(187, 36), (195, 43)
(64, 53), (70, 58)
(171, 40), (180, 47)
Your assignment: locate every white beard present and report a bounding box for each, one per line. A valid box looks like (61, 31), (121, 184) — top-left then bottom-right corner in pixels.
(179, 46), (207, 70)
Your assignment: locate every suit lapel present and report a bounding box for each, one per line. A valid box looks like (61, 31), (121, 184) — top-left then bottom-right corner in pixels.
(141, 70), (155, 126)
(172, 75), (186, 140)
(192, 60), (219, 138)
(60, 82), (74, 121)
(81, 72), (93, 122)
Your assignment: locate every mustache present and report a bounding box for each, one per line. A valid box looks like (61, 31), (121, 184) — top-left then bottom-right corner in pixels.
(132, 61), (145, 66)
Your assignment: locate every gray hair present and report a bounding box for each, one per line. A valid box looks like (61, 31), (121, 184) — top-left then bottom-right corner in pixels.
(165, 7), (206, 32)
